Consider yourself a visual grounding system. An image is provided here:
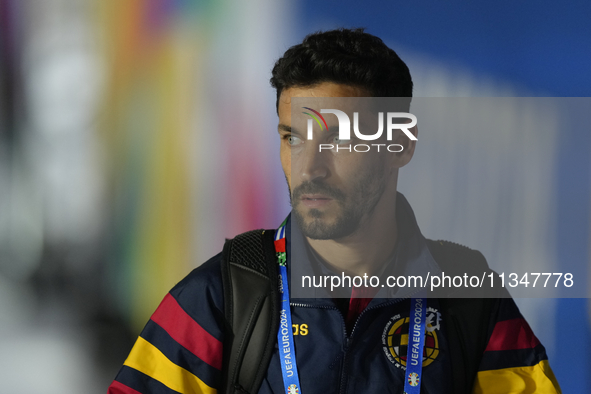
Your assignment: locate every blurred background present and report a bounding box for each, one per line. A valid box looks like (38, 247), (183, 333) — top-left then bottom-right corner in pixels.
(0, 0), (589, 393)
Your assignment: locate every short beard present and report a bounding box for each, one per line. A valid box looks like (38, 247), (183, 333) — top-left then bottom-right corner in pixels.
(287, 166), (386, 240)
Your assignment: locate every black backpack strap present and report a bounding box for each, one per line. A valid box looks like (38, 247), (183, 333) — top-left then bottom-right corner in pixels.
(426, 239), (503, 394)
(426, 239), (490, 277)
(221, 229), (279, 394)
(438, 297), (496, 394)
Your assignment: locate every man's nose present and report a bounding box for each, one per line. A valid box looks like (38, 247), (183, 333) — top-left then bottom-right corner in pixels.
(299, 142), (329, 182)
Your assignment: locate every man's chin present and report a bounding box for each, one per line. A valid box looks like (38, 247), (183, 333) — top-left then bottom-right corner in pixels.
(293, 209), (356, 240)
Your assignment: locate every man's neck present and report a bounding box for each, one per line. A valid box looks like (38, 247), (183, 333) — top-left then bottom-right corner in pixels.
(305, 194), (399, 278)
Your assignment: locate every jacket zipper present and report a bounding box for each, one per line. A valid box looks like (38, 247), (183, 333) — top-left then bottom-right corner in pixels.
(345, 290), (424, 394)
(291, 295), (417, 394)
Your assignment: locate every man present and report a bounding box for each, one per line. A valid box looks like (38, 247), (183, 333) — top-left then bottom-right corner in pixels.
(108, 28), (561, 394)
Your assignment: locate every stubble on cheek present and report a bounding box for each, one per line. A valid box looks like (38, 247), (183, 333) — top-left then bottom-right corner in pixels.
(289, 164), (386, 240)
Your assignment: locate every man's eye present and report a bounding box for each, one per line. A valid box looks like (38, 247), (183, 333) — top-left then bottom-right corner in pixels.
(287, 135), (303, 145)
(333, 136), (350, 145)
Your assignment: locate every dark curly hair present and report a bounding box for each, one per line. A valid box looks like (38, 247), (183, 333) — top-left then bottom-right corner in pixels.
(270, 28), (413, 110)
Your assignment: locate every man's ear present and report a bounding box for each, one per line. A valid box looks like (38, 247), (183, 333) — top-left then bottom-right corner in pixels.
(390, 124), (418, 169)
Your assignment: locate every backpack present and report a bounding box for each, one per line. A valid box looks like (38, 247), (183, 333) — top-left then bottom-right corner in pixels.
(220, 229), (503, 394)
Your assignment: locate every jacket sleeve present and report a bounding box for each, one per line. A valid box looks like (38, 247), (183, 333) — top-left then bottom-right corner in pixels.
(471, 298), (561, 394)
(107, 254), (225, 394)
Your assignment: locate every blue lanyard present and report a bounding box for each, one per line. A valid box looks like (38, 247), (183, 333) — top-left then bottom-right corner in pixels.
(403, 295), (427, 394)
(275, 224), (302, 394)
(275, 223), (427, 394)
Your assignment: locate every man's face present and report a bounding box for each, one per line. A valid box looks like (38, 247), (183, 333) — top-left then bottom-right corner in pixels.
(278, 82), (397, 240)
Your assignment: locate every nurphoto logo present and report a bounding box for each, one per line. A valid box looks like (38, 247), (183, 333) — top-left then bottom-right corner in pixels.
(302, 107), (417, 152)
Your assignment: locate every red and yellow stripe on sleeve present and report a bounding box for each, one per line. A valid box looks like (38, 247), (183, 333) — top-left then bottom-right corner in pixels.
(108, 293), (222, 394)
(472, 317), (561, 394)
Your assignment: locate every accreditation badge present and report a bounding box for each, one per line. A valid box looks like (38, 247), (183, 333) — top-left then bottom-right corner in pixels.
(381, 307), (442, 370)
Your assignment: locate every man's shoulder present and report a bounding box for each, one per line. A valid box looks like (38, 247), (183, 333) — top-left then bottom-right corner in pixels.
(425, 239), (490, 273)
(177, 252), (224, 284)
(168, 252), (225, 318)
(167, 227), (280, 315)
